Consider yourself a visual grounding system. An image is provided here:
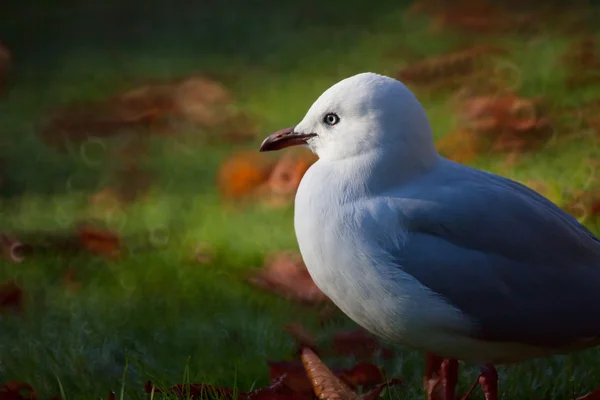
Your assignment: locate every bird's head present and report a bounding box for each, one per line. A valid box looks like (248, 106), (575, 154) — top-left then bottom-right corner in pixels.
(259, 72), (438, 168)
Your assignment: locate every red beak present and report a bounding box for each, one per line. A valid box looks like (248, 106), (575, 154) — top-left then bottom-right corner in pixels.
(259, 127), (317, 152)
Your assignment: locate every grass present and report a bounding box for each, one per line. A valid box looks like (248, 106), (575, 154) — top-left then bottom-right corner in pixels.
(1, 1), (600, 399)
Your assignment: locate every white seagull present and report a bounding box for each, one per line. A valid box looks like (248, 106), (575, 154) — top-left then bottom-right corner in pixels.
(258, 72), (600, 400)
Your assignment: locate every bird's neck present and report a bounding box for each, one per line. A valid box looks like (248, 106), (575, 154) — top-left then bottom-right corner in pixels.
(320, 146), (440, 196)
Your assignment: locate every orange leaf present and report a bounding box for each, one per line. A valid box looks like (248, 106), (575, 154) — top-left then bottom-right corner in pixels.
(300, 347), (362, 400)
(77, 224), (121, 260)
(217, 151), (274, 200)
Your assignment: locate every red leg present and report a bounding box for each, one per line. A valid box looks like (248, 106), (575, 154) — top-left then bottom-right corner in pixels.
(478, 364), (499, 400)
(424, 353), (443, 399)
(440, 359), (459, 400)
(424, 354), (459, 400)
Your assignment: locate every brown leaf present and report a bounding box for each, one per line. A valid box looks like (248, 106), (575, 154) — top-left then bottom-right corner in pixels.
(245, 375), (313, 400)
(300, 347), (362, 400)
(268, 361), (316, 394)
(77, 224), (121, 260)
(396, 45), (506, 90)
(145, 375), (312, 400)
(0, 381), (37, 400)
(435, 129), (482, 164)
(0, 280), (23, 314)
(339, 363), (383, 389)
(248, 251), (329, 305)
(332, 329), (395, 360)
(454, 93), (552, 154)
(39, 73), (248, 150)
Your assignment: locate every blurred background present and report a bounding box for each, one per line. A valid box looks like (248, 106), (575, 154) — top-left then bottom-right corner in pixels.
(1, 0), (600, 399)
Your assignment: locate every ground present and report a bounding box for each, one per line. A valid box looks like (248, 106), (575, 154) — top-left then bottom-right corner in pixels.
(1, 0), (600, 399)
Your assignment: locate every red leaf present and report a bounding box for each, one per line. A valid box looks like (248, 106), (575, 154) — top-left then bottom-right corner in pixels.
(0, 280), (23, 313)
(77, 224), (121, 260)
(0, 381), (37, 400)
(145, 375), (313, 400)
(591, 201), (600, 216)
(245, 375), (312, 400)
(248, 251), (329, 305)
(267, 361), (318, 394)
(339, 363), (384, 389)
(332, 329), (395, 360)
(577, 388), (600, 400)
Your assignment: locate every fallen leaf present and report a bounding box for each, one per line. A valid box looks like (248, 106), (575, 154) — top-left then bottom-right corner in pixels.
(576, 387), (600, 400)
(396, 45), (506, 91)
(300, 347), (361, 400)
(268, 361), (317, 394)
(0, 280), (23, 313)
(339, 363), (384, 389)
(248, 251), (329, 305)
(76, 224), (121, 260)
(0, 381), (37, 400)
(145, 375), (312, 400)
(217, 151), (274, 200)
(284, 322), (318, 351)
(332, 329), (395, 360)
(39, 74), (251, 150)
(435, 129), (481, 164)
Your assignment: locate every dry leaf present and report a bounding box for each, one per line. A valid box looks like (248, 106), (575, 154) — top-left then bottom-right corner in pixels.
(332, 329), (395, 360)
(301, 348), (362, 400)
(217, 151), (274, 200)
(396, 45), (507, 91)
(576, 388), (600, 400)
(76, 224), (121, 260)
(284, 322), (318, 351)
(248, 251), (329, 304)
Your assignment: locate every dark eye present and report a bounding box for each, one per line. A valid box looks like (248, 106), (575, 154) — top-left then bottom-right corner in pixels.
(323, 113), (340, 126)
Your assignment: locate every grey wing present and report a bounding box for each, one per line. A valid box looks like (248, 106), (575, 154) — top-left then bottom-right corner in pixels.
(391, 165), (600, 346)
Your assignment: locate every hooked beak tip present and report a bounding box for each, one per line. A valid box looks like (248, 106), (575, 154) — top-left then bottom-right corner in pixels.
(258, 126), (316, 152)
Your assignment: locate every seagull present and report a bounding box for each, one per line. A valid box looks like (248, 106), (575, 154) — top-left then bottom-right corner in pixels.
(258, 72), (600, 400)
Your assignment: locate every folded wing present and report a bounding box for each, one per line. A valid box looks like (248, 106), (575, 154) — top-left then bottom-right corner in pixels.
(391, 161), (600, 346)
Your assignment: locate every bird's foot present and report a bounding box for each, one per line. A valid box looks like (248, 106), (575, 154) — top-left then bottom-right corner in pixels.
(424, 353), (459, 400)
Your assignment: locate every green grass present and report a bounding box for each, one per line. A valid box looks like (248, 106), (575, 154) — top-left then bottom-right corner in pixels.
(1, 1), (600, 399)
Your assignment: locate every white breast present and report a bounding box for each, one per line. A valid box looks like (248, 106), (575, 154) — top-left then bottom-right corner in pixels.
(294, 162), (476, 356)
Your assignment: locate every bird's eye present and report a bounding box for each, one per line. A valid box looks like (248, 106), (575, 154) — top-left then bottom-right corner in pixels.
(323, 113), (340, 126)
